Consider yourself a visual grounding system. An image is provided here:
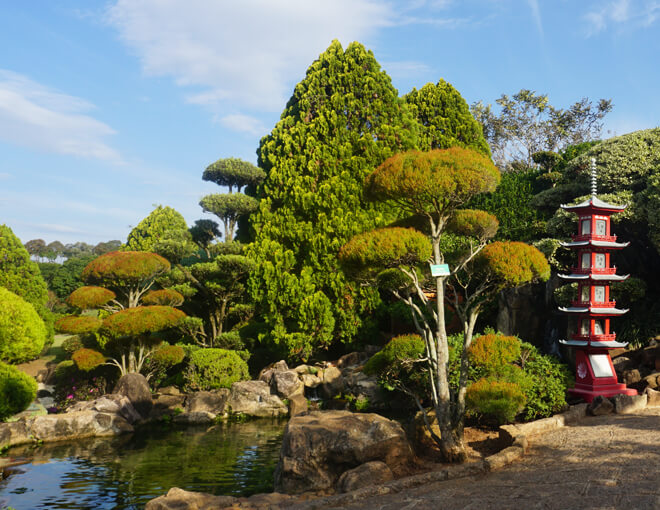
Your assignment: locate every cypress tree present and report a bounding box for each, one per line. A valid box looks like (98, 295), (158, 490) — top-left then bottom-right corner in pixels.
(248, 40), (418, 360)
(405, 80), (490, 155)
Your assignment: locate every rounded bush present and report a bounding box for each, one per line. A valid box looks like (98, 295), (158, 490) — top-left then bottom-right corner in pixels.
(466, 378), (527, 426)
(0, 287), (47, 363)
(55, 315), (102, 335)
(184, 348), (249, 391)
(468, 333), (521, 377)
(0, 362), (38, 421)
(142, 289), (184, 307)
(151, 344), (185, 366)
(62, 336), (84, 355)
(66, 286), (116, 310)
(102, 306), (186, 337)
(364, 334), (428, 394)
(71, 348), (106, 372)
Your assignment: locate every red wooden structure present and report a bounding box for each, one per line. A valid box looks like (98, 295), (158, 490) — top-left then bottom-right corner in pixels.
(558, 159), (637, 402)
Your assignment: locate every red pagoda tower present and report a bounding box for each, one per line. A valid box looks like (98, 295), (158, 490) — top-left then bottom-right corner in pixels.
(558, 158), (637, 402)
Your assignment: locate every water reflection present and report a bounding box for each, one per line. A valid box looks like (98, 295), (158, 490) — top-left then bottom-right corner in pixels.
(0, 420), (285, 510)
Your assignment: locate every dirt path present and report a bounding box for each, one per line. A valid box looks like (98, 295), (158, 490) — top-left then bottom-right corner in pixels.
(15, 334), (68, 378)
(323, 407), (660, 510)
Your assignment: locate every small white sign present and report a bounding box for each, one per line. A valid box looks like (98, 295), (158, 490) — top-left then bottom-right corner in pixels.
(589, 354), (614, 378)
(430, 264), (450, 277)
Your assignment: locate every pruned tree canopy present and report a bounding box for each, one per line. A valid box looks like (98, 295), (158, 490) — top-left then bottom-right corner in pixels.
(475, 241), (550, 289)
(203, 158), (265, 193)
(66, 286), (116, 310)
(102, 305), (185, 338)
(124, 205), (188, 253)
(55, 315), (103, 335)
(142, 289), (184, 307)
(82, 251), (171, 286)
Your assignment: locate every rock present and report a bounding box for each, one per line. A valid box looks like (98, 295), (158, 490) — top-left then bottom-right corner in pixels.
(587, 395), (614, 416)
(28, 411), (133, 441)
(622, 369), (642, 386)
(300, 373), (322, 388)
(173, 412), (215, 425)
(409, 409), (444, 460)
(320, 366), (344, 399)
(288, 394), (308, 417)
(294, 364), (311, 374)
(645, 387), (660, 407)
(8, 402), (48, 421)
(337, 352), (367, 369)
(145, 487), (237, 510)
(114, 373), (153, 419)
(612, 393), (647, 414)
(0, 420), (30, 449)
(612, 355), (635, 374)
(642, 373), (660, 390)
(227, 381), (288, 418)
(274, 410), (415, 494)
(186, 389), (230, 415)
(159, 386), (182, 396)
(151, 394), (186, 418)
(337, 461), (393, 493)
(641, 346), (660, 367)
(68, 394), (142, 424)
(258, 360), (289, 385)
(271, 370), (304, 398)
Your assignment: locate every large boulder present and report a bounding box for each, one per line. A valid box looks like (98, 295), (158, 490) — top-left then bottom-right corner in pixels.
(271, 370), (304, 399)
(68, 394), (142, 424)
(320, 366), (344, 399)
(227, 381), (288, 418)
(258, 360), (289, 385)
(274, 410), (415, 494)
(145, 487), (297, 510)
(114, 373), (153, 419)
(186, 389), (230, 415)
(28, 411), (133, 441)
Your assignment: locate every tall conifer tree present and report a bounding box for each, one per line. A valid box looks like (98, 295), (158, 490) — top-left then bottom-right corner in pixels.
(248, 40), (418, 360)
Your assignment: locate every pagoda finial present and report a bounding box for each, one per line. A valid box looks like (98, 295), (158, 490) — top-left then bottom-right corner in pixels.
(591, 157), (597, 197)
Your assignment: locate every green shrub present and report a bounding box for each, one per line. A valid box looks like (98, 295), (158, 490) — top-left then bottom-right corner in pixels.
(215, 330), (247, 351)
(71, 348), (106, 372)
(519, 342), (572, 420)
(62, 336), (84, 355)
(0, 362), (37, 421)
(466, 378), (527, 425)
(55, 359), (76, 380)
(151, 345), (185, 366)
(184, 348), (249, 391)
(0, 287), (48, 363)
(364, 334), (428, 395)
(468, 333), (521, 377)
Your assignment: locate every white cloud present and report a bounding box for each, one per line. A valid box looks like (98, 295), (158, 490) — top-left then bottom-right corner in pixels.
(0, 70), (121, 161)
(218, 114), (266, 136)
(106, 0), (395, 115)
(527, 0), (543, 37)
(584, 0), (659, 35)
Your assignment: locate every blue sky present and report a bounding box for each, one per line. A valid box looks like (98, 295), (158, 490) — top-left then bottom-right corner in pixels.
(1, 0), (658, 245)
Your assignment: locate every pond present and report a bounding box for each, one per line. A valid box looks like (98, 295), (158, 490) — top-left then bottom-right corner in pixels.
(0, 419), (285, 510)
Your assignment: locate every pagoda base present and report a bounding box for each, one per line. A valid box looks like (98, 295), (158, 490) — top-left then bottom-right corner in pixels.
(568, 383), (637, 403)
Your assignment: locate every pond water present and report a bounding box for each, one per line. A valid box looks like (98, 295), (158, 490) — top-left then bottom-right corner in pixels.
(0, 419), (285, 510)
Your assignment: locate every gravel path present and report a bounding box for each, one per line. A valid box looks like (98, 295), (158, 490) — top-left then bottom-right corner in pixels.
(326, 407), (660, 510)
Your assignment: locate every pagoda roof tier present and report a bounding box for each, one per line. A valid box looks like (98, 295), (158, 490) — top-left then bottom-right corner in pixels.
(560, 240), (630, 249)
(560, 196), (627, 212)
(559, 306), (628, 315)
(559, 339), (628, 349)
(558, 273), (630, 282)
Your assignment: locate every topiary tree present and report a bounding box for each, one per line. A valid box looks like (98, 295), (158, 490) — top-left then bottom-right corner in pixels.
(124, 205), (189, 252)
(340, 147), (549, 461)
(184, 348), (249, 391)
(248, 40), (418, 361)
(56, 251), (186, 376)
(0, 287), (47, 363)
(1, 224), (53, 341)
(404, 80), (490, 156)
(0, 361), (38, 421)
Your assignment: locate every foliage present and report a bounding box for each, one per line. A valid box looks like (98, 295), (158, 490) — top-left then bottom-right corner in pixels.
(142, 289), (184, 306)
(363, 334), (428, 394)
(202, 157), (266, 193)
(365, 148), (500, 212)
(466, 378), (527, 426)
(404, 80), (490, 155)
(468, 333), (521, 376)
(0, 287), (47, 363)
(55, 315), (103, 335)
(447, 209), (499, 240)
(0, 224), (53, 341)
(62, 336), (84, 355)
(71, 348), (106, 371)
(93, 240), (122, 255)
(54, 372), (109, 412)
(0, 362), (38, 421)
(102, 306), (185, 337)
(47, 254), (98, 301)
(471, 89), (612, 167)
(83, 251), (171, 287)
(339, 227), (432, 276)
(67, 286), (116, 310)
(184, 348), (250, 391)
(518, 343), (572, 420)
(475, 241), (550, 289)
(248, 40), (418, 361)
(124, 205), (188, 252)
(151, 344), (185, 366)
